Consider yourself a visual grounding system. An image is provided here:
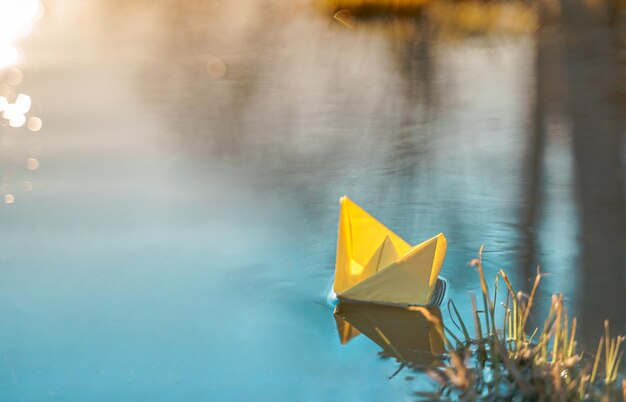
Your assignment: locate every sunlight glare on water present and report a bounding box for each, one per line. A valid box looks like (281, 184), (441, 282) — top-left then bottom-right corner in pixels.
(0, 0), (43, 69)
(0, 0), (44, 207)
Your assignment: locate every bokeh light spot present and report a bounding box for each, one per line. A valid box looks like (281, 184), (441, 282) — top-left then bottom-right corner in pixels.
(9, 113), (25, 127)
(206, 58), (226, 79)
(26, 157), (38, 170)
(4, 68), (23, 86)
(15, 93), (31, 113)
(27, 116), (42, 131)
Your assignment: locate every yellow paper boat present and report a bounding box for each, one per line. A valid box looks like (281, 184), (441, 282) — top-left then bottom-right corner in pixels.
(334, 196), (447, 307)
(334, 301), (446, 366)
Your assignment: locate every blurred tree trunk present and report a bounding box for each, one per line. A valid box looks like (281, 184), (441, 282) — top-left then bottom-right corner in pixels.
(522, 1), (566, 290)
(558, 0), (626, 345)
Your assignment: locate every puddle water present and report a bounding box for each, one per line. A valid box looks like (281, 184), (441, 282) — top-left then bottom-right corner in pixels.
(0, 0), (623, 401)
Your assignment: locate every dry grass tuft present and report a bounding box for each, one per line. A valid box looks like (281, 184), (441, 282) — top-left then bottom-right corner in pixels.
(417, 247), (624, 401)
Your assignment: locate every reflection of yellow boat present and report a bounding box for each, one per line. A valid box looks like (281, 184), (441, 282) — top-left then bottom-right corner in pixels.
(334, 196), (447, 307)
(334, 301), (445, 366)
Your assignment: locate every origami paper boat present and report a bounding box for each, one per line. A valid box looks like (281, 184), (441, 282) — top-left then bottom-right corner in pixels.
(334, 196), (447, 307)
(334, 301), (445, 366)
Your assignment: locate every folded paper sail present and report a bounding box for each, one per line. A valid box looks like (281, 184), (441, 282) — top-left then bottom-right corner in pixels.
(334, 196), (447, 307)
(334, 301), (445, 366)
